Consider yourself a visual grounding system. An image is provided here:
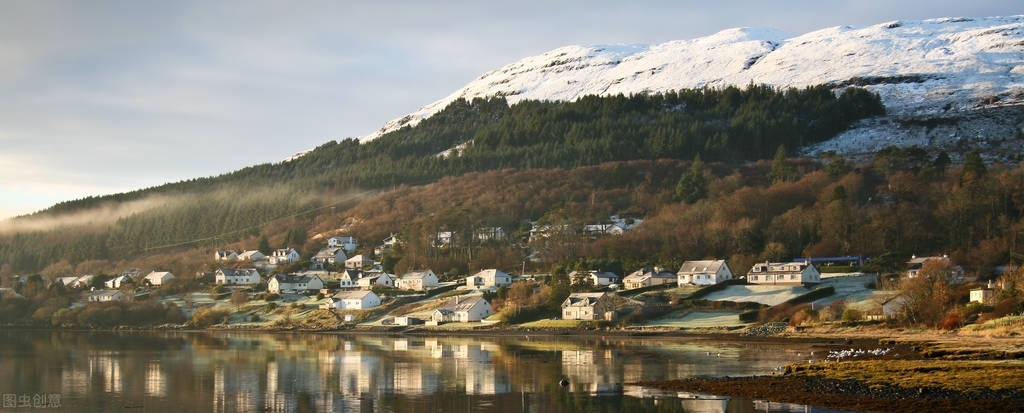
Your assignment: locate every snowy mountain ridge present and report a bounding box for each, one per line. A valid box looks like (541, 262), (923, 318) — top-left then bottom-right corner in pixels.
(367, 15), (1024, 161)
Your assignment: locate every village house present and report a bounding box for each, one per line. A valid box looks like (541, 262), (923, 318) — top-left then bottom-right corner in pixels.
(321, 290), (381, 310)
(104, 274), (133, 289)
(474, 227), (506, 242)
(433, 231), (455, 248)
(677, 260), (734, 286)
(396, 269), (439, 291)
(269, 248), (300, 266)
(431, 295), (493, 323)
(237, 250), (267, 262)
(561, 292), (617, 321)
(335, 269), (362, 289)
(746, 261), (821, 285)
(374, 233), (400, 257)
(311, 247), (348, 270)
(327, 236), (358, 253)
(970, 281), (996, 304)
(88, 290), (125, 303)
(57, 275), (95, 289)
(214, 250), (238, 261)
(214, 268), (261, 286)
(622, 267), (677, 290)
(268, 273), (324, 294)
(568, 270), (619, 287)
(465, 269), (513, 291)
(905, 255), (966, 282)
(143, 271), (175, 286)
(345, 254), (374, 270)
(357, 271), (394, 289)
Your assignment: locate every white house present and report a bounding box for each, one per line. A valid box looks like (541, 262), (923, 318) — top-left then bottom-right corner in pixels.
(622, 267), (677, 290)
(345, 254), (374, 269)
(214, 250), (238, 261)
(569, 270), (619, 287)
(561, 292), (617, 321)
(238, 250), (267, 262)
(322, 290), (381, 310)
(327, 236), (358, 253)
(432, 295), (493, 323)
(88, 290), (125, 302)
(677, 260), (734, 286)
(357, 271), (394, 289)
(374, 233), (400, 256)
(396, 270), (439, 291)
(746, 261), (821, 285)
(269, 248), (300, 266)
(268, 274), (324, 294)
(465, 269), (513, 291)
(143, 271), (175, 286)
(311, 247), (348, 269)
(214, 268), (261, 285)
(905, 255), (966, 282)
(970, 281), (996, 304)
(335, 269), (362, 289)
(57, 275), (95, 289)
(104, 275), (133, 289)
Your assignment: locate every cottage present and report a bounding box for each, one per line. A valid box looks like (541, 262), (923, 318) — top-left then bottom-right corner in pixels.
(345, 254), (374, 269)
(561, 292), (617, 321)
(322, 290), (381, 310)
(268, 273), (324, 294)
(143, 271), (175, 286)
(104, 275), (133, 289)
(237, 250), (267, 262)
(214, 268), (261, 285)
(357, 271), (394, 289)
(432, 295), (493, 323)
(396, 270), (439, 291)
(465, 269), (513, 291)
(214, 250), (238, 261)
(57, 275), (95, 289)
(905, 255), (965, 282)
(327, 236), (358, 253)
(970, 281), (996, 304)
(567, 270), (619, 287)
(677, 260), (733, 286)
(746, 261), (821, 285)
(335, 269), (362, 289)
(269, 248), (300, 266)
(622, 267), (677, 290)
(88, 290), (125, 302)
(311, 247), (348, 269)
(374, 233), (400, 257)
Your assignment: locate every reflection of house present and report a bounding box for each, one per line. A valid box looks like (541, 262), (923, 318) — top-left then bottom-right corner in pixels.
(561, 292), (617, 320)
(432, 295), (493, 323)
(88, 290), (125, 302)
(322, 290), (381, 310)
(143, 271), (175, 286)
(214, 268), (261, 285)
(622, 267), (677, 289)
(677, 260), (733, 286)
(746, 261), (821, 285)
(268, 274), (324, 294)
(465, 269), (513, 291)
(396, 270), (439, 291)
(311, 247), (348, 269)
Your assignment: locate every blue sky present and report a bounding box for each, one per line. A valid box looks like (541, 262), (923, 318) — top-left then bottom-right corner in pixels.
(1, 1), (1019, 220)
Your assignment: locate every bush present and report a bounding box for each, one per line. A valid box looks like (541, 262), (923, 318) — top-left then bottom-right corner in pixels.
(937, 312), (963, 330)
(190, 307), (230, 327)
(841, 308), (863, 321)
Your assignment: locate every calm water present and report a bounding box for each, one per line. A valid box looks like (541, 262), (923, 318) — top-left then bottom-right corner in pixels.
(0, 330), (851, 412)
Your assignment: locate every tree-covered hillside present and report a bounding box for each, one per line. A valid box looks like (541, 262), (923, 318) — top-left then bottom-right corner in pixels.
(1, 85), (888, 275)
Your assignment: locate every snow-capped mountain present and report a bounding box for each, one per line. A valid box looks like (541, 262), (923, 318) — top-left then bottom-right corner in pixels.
(369, 15), (1024, 160)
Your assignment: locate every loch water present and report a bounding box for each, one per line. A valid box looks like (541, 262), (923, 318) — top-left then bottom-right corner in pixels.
(0, 330), (853, 412)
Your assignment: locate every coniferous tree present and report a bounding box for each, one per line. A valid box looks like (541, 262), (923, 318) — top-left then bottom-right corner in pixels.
(675, 154), (708, 203)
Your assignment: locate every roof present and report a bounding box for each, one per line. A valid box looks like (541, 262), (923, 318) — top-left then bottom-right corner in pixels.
(470, 269), (510, 279)
(273, 274), (317, 284)
(402, 270), (435, 279)
(563, 292), (608, 307)
(218, 268), (258, 277)
(145, 271), (174, 280)
(677, 260), (727, 274)
(333, 290), (376, 300)
(445, 295), (488, 312)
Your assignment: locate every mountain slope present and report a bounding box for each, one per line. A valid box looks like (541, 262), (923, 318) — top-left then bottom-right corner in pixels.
(370, 16), (1024, 159)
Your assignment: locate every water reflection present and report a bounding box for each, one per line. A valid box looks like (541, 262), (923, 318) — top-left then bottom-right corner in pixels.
(0, 331), (848, 412)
